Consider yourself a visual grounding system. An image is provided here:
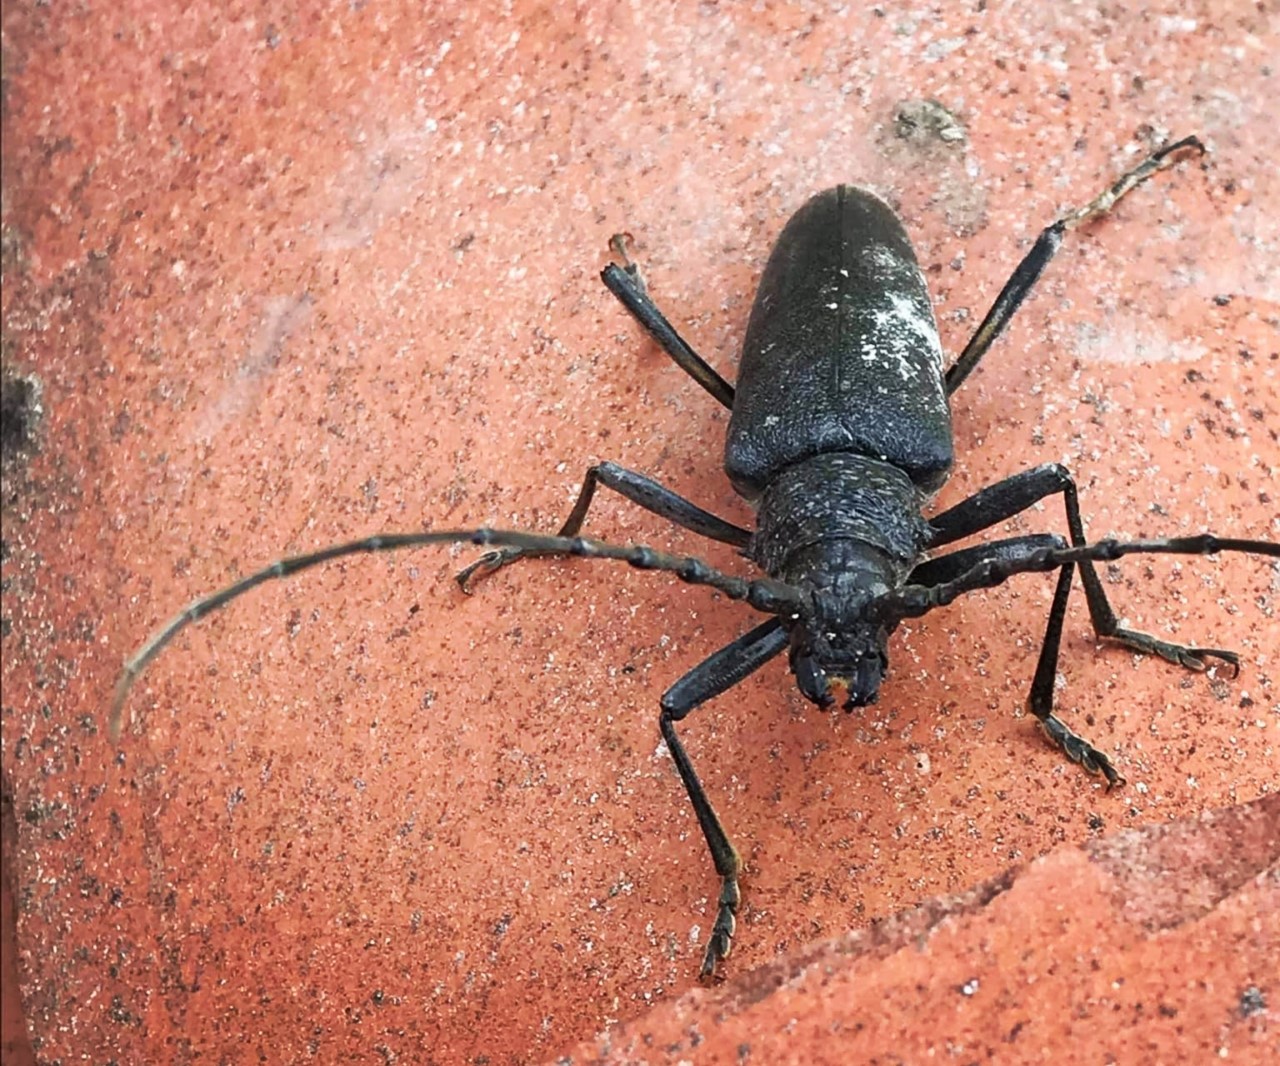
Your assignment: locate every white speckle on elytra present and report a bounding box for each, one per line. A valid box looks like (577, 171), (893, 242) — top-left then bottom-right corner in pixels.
(888, 292), (941, 349)
(863, 245), (905, 279)
(853, 285), (944, 389)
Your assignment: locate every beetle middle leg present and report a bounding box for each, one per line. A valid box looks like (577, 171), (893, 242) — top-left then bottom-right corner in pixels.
(457, 461), (751, 589)
(658, 618), (789, 978)
(926, 462), (1239, 672)
(461, 236), (747, 588)
(914, 462), (1242, 782)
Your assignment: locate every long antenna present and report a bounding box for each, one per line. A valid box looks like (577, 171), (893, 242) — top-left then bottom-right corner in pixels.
(109, 528), (802, 741)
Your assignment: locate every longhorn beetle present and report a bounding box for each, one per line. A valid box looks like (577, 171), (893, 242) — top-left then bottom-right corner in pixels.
(113, 135), (1279, 978)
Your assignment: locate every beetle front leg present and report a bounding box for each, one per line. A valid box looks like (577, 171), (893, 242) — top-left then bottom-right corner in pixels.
(661, 713), (742, 978)
(659, 619), (788, 978)
(1027, 556), (1125, 786)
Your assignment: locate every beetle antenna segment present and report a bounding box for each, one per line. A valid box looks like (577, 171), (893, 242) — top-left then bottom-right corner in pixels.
(876, 534), (1279, 622)
(110, 528), (802, 740)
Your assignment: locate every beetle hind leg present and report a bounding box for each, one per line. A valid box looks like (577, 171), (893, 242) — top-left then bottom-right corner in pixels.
(600, 235), (737, 409)
(945, 136), (1206, 395)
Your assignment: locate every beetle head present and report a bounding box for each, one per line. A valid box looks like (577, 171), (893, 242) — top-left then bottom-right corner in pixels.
(787, 579), (892, 711)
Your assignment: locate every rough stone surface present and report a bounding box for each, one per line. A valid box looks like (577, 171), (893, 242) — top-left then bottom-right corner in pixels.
(2, 2), (1276, 1063)
(559, 794), (1279, 1064)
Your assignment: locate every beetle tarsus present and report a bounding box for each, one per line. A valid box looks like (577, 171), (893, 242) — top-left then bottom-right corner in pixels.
(607, 231), (647, 295)
(1040, 713), (1125, 788)
(700, 875), (740, 980)
(1060, 135), (1206, 232)
(1104, 628), (1241, 678)
(455, 548), (520, 591)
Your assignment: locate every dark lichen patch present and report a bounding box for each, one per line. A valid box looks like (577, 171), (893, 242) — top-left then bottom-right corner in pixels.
(1, 224), (31, 275)
(892, 99), (967, 148)
(876, 99), (984, 235)
(1, 369), (43, 462)
(1238, 985), (1265, 1017)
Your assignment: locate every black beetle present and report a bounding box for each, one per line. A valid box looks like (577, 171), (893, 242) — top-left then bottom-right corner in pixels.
(114, 135), (1278, 978)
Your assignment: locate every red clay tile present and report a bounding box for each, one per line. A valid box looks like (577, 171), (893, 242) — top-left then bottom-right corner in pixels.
(2, 2), (1275, 1063)
(561, 793), (1279, 1065)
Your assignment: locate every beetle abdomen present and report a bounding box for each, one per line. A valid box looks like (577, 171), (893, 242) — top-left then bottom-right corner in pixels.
(725, 186), (953, 499)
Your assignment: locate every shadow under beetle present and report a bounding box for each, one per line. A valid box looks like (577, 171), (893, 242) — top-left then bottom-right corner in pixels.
(114, 136), (1279, 979)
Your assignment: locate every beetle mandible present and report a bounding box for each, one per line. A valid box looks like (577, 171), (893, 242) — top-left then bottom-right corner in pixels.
(113, 135), (1279, 979)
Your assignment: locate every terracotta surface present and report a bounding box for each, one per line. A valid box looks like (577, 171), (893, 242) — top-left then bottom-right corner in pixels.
(563, 793), (1280, 1065)
(2, 2), (1275, 1063)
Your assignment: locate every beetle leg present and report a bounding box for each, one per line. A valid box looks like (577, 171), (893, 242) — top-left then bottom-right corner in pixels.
(887, 534), (1277, 780)
(928, 463), (1241, 671)
(114, 525), (800, 737)
(601, 237), (736, 409)
(659, 619), (789, 978)
(457, 460), (750, 590)
(945, 136), (1205, 395)
(911, 534), (1122, 786)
